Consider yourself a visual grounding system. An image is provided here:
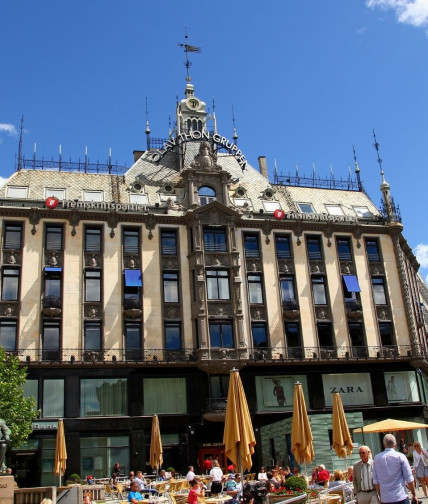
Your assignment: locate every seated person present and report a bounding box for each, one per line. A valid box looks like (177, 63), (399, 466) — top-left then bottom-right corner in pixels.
(316, 465), (330, 486)
(109, 472), (118, 489)
(266, 472), (280, 490)
(258, 467), (268, 481)
(134, 470), (157, 495)
(128, 481), (144, 503)
(188, 479), (205, 504)
(225, 474), (243, 504)
(83, 492), (93, 504)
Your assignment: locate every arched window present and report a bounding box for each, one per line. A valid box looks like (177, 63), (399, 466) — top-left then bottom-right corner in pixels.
(198, 186), (216, 206)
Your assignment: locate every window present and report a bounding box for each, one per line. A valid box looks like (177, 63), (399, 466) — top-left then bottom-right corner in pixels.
(252, 322), (268, 348)
(80, 435), (130, 480)
(23, 380), (38, 410)
(203, 229), (227, 252)
(298, 203), (315, 214)
(248, 274), (264, 304)
(325, 205), (344, 216)
(210, 375), (229, 399)
(366, 240), (381, 262)
(45, 225), (63, 251)
(42, 321), (60, 360)
(0, 319), (17, 351)
(275, 235), (291, 259)
(3, 223), (23, 249)
(379, 322), (394, 346)
(337, 238), (352, 261)
(348, 323), (366, 357)
(85, 227), (102, 252)
(125, 322), (141, 360)
(307, 237), (322, 260)
(372, 277), (387, 304)
(123, 228), (140, 254)
(262, 201), (281, 212)
(280, 277), (295, 302)
(209, 321), (234, 348)
(83, 190), (103, 202)
(129, 193), (148, 204)
(199, 186), (216, 206)
(234, 198), (251, 207)
(163, 272), (179, 303)
(285, 323), (302, 357)
(312, 276), (327, 305)
(124, 270), (142, 305)
(81, 378), (128, 416)
(165, 322), (181, 350)
(6, 186), (28, 198)
(317, 322), (334, 348)
(84, 321), (101, 351)
(1, 268), (20, 301)
(43, 380), (64, 418)
(161, 230), (177, 255)
(143, 377), (187, 414)
(44, 269), (62, 307)
(85, 270), (101, 302)
(45, 188), (65, 200)
(206, 270), (230, 300)
(343, 275), (361, 295)
(244, 234), (260, 258)
(354, 206), (373, 218)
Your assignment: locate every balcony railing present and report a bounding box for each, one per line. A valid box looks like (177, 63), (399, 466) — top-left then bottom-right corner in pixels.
(8, 344), (425, 365)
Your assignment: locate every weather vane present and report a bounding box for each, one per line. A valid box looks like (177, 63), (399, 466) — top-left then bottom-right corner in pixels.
(178, 28), (201, 82)
(373, 129), (383, 175)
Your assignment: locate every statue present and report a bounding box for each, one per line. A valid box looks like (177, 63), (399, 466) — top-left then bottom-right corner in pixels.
(190, 142), (221, 171)
(0, 418), (11, 473)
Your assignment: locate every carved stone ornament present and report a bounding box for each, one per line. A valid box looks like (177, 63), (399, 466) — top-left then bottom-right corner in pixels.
(3, 305), (15, 316)
(377, 306), (391, 320)
(310, 262), (325, 274)
(123, 308), (142, 319)
(88, 254), (98, 267)
(68, 210), (80, 236)
(7, 251), (16, 265)
(262, 219), (272, 244)
(284, 309), (300, 320)
(190, 141), (221, 171)
(251, 307), (265, 320)
(211, 256), (222, 267)
(85, 306), (99, 318)
(294, 223), (303, 245)
(341, 263), (353, 275)
(370, 263), (382, 275)
(324, 224), (333, 247)
(49, 253), (58, 266)
(353, 226), (362, 248)
(145, 213), (156, 240)
(279, 260), (293, 273)
(315, 307), (330, 320)
(347, 310), (363, 320)
(107, 211), (119, 238)
(163, 257), (178, 270)
(29, 208), (41, 235)
(247, 260), (260, 272)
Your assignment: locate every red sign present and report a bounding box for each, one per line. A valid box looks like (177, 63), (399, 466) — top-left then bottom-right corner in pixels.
(274, 209), (285, 220)
(46, 197), (59, 209)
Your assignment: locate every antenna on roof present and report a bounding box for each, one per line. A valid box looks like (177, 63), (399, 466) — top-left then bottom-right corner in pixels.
(232, 105), (238, 143)
(17, 115), (24, 171)
(274, 159), (278, 179)
(145, 97), (151, 150)
(353, 145), (363, 191)
(372, 129), (383, 176)
(178, 27), (201, 83)
(212, 98), (217, 135)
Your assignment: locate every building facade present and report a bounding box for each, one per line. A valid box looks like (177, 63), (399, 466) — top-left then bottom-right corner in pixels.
(0, 80), (427, 487)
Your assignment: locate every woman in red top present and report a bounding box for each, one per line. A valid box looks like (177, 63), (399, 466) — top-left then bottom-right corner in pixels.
(188, 479), (205, 504)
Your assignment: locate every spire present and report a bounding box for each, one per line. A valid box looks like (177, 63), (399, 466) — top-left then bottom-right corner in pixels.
(145, 97), (151, 150)
(177, 28), (201, 83)
(352, 145), (363, 191)
(232, 105), (238, 143)
(17, 115), (24, 171)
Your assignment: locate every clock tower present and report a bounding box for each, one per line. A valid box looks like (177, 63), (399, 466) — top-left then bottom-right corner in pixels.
(177, 83), (209, 135)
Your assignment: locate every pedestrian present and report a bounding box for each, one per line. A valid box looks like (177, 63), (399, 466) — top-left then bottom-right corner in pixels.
(353, 446), (379, 504)
(412, 441), (428, 498)
(372, 434), (417, 504)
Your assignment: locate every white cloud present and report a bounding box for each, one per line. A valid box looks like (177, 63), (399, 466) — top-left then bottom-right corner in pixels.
(0, 123), (18, 136)
(367, 0), (428, 29)
(415, 243), (428, 268)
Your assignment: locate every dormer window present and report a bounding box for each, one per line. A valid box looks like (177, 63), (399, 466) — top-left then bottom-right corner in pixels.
(298, 203), (315, 214)
(83, 190), (103, 202)
(354, 206), (373, 218)
(198, 186), (216, 206)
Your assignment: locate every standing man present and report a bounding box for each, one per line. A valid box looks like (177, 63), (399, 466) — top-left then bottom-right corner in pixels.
(372, 434), (417, 504)
(353, 445), (379, 504)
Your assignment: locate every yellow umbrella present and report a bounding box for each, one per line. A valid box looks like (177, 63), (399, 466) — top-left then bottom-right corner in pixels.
(223, 368), (256, 474)
(150, 414), (163, 471)
(291, 382), (314, 465)
(332, 392), (353, 459)
(354, 418), (428, 434)
(54, 419), (67, 487)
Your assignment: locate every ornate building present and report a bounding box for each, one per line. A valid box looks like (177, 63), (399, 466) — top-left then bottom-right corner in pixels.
(0, 79), (427, 486)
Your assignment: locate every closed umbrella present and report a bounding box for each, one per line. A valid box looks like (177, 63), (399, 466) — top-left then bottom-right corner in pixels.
(291, 382), (314, 467)
(54, 419), (67, 487)
(150, 414), (163, 471)
(332, 392), (353, 463)
(354, 418), (428, 434)
(223, 368), (256, 477)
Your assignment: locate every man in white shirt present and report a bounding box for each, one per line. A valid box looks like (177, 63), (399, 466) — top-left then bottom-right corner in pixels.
(186, 466), (196, 482)
(353, 446), (379, 504)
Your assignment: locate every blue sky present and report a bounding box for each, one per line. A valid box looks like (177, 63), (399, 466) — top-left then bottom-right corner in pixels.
(1, 0), (427, 282)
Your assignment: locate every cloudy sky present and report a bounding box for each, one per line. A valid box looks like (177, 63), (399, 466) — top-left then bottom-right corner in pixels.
(1, 0), (427, 282)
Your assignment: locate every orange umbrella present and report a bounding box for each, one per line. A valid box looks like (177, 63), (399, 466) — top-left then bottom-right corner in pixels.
(332, 392), (353, 458)
(54, 419), (67, 487)
(354, 418), (428, 433)
(150, 414), (163, 471)
(223, 368), (256, 474)
(291, 382), (314, 465)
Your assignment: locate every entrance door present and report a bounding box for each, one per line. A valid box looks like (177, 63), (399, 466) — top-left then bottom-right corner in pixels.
(198, 446), (227, 473)
(12, 452), (38, 488)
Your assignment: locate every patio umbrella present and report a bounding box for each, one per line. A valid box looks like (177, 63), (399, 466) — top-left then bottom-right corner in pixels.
(150, 414), (163, 471)
(54, 419), (67, 487)
(354, 418), (428, 434)
(223, 368), (256, 477)
(332, 392), (353, 464)
(291, 382), (314, 467)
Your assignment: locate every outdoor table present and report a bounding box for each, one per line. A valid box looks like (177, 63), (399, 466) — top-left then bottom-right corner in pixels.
(205, 496), (233, 504)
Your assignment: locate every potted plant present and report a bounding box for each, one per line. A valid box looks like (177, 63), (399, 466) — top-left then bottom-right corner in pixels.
(66, 473), (82, 485)
(268, 477), (308, 504)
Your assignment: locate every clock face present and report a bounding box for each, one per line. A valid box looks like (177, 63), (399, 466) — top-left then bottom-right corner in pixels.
(187, 98), (200, 110)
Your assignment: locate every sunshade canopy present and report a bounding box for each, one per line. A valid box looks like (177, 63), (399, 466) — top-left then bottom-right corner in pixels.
(150, 414), (163, 470)
(291, 382), (314, 464)
(354, 418), (428, 433)
(332, 392), (353, 458)
(54, 419), (67, 478)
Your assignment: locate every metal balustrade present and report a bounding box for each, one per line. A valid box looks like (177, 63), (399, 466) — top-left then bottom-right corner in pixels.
(8, 344), (424, 365)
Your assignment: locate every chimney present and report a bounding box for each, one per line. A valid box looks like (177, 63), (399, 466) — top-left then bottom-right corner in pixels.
(258, 156), (268, 179)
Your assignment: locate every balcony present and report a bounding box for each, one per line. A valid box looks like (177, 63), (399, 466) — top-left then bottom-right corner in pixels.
(41, 295), (62, 316)
(202, 397), (227, 422)
(12, 344), (424, 366)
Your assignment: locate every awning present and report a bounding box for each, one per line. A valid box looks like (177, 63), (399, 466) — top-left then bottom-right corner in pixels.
(343, 275), (361, 293)
(124, 269), (142, 287)
(45, 267), (62, 272)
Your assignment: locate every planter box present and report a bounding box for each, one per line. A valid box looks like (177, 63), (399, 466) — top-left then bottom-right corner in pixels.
(269, 494), (307, 504)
